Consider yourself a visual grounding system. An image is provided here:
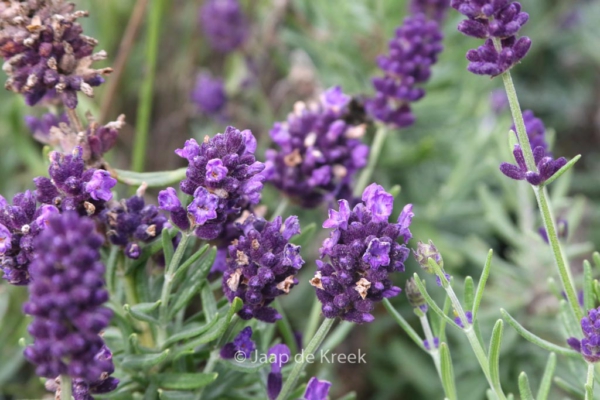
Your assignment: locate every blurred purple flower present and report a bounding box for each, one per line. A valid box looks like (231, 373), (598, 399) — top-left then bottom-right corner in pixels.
(192, 72), (227, 117)
(567, 307), (600, 363)
(267, 344), (290, 400)
(410, 0), (450, 23)
(220, 326), (256, 359)
(200, 0), (248, 53)
(303, 377), (332, 400)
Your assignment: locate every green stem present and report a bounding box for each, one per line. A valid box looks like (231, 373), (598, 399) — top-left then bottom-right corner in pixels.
(494, 50), (583, 323)
(60, 374), (72, 400)
(354, 125), (388, 196)
(303, 299), (322, 347)
(276, 318), (335, 400)
(131, 0), (165, 172)
(158, 233), (191, 345)
(196, 350), (219, 400)
(419, 315), (442, 382)
(275, 300), (299, 355)
(271, 197), (290, 219)
(585, 363), (595, 400)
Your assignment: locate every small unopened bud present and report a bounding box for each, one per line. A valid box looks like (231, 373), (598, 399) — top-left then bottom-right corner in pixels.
(413, 240), (443, 273)
(406, 278), (427, 313)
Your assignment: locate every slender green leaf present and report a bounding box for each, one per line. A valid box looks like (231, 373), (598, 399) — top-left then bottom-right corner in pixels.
(222, 358), (267, 373)
(290, 222), (316, 247)
(464, 276), (474, 312)
(508, 129), (518, 150)
(162, 228), (174, 267)
(593, 252), (600, 270)
(382, 299), (425, 351)
(152, 373), (218, 390)
(275, 301), (299, 354)
(412, 274), (460, 329)
(507, 394), (514, 400)
(321, 321), (353, 352)
(536, 353), (556, 400)
(388, 184), (401, 198)
(169, 249), (217, 318)
(162, 318), (220, 348)
(553, 377), (584, 399)
(488, 320), (503, 391)
(541, 155), (581, 186)
(594, 280), (600, 306)
(473, 250), (493, 318)
(173, 245), (209, 283)
(115, 168), (187, 187)
(336, 393), (358, 400)
(559, 300), (580, 339)
(439, 343), (458, 400)
(501, 309), (579, 357)
(438, 296), (451, 344)
(201, 283), (217, 324)
(124, 300), (161, 324)
(158, 390), (196, 400)
(518, 372), (534, 400)
(121, 349), (170, 369)
(583, 260), (594, 311)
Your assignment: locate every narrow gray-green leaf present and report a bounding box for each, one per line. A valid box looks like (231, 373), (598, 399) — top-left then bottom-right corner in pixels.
(518, 372), (534, 400)
(593, 252), (600, 270)
(488, 320), (503, 391)
(389, 184), (401, 198)
(121, 349), (170, 369)
(115, 168), (187, 187)
(501, 309), (579, 357)
(559, 299), (580, 339)
(583, 260), (594, 311)
(158, 390), (196, 400)
(290, 222), (316, 247)
(412, 274), (460, 329)
(536, 353), (556, 400)
(553, 377), (584, 399)
(152, 372), (218, 390)
(440, 343), (458, 400)
(541, 155), (581, 186)
(169, 249), (217, 318)
(124, 301), (161, 324)
(173, 245), (209, 283)
(473, 250), (493, 318)
(162, 317), (220, 348)
(223, 358), (267, 373)
(162, 228), (174, 267)
(382, 298), (425, 351)
(464, 276), (475, 312)
(201, 283), (217, 324)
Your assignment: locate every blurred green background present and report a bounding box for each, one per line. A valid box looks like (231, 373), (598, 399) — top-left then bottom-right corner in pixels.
(0, 0), (599, 398)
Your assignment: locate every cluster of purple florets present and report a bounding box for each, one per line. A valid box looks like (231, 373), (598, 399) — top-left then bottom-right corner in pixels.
(101, 193), (168, 259)
(500, 111), (566, 186)
(23, 212), (116, 387)
(366, 14), (444, 128)
(410, 0), (450, 23)
(192, 72), (228, 118)
(265, 87), (369, 207)
(452, 0), (531, 76)
(0, 0), (112, 108)
(0, 191), (58, 285)
(568, 307), (600, 363)
(199, 0), (248, 53)
(159, 126), (265, 240)
(222, 215), (304, 322)
(34, 147), (116, 216)
(311, 184), (414, 323)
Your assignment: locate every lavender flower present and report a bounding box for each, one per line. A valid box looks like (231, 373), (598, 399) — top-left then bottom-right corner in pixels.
(513, 110), (548, 153)
(490, 89), (508, 114)
(311, 184), (413, 323)
(267, 344), (291, 400)
(406, 277), (428, 313)
(222, 215), (304, 323)
(0, 1), (112, 108)
(567, 307), (600, 363)
(101, 190), (168, 259)
(25, 112), (68, 143)
(192, 72), (227, 117)
(163, 127), (265, 240)
(220, 326), (256, 359)
(413, 240), (443, 271)
(265, 87), (369, 208)
(499, 144), (566, 186)
(302, 377), (332, 400)
(23, 212), (116, 389)
(0, 191), (58, 285)
(365, 14), (444, 128)
(452, 0), (531, 76)
(410, 0), (450, 23)
(199, 0), (248, 53)
(34, 147), (116, 216)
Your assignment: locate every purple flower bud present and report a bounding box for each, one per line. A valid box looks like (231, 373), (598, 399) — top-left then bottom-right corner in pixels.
(454, 311), (473, 328)
(413, 240), (444, 272)
(424, 337), (440, 350)
(0, 224), (12, 254)
(323, 200), (351, 230)
(199, 0), (248, 53)
(188, 187), (219, 225)
(363, 238), (391, 269)
(158, 187), (182, 211)
(567, 307), (600, 363)
(267, 344), (291, 400)
(362, 183), (394, 223)
(175, 139), (201, 160)
(321, 86), (351, 111)
(85, 170), (116, 202)
(206, 159), (229, 183)
(303, 377), (332, 400)
(191, 72), (227, 117)
(220, 326), (256, 359)
(406, 278), (428, 312)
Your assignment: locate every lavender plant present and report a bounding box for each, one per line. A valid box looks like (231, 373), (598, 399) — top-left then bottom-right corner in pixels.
(0, 0), (598, 399)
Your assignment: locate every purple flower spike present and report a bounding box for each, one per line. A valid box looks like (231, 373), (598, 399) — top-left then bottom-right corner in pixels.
(0, 1), (112, 108)
(220, 326), (256, 359)
(567, 307), (600, 363)
(500, 145), (567, 186)
(366, 14), (444, 127)
(452, 0), (531, 76)
(192, 73), (228, 117)
(312, 184), (413, 323)
(0, 192), (59, 285)
(199, 0), (248, 53)
(23, 212), (117, 392)
(222, 216), (304, 322)
(265, 87), (369, 208)
(303, 377), (332, 400)
(175, 126), (265, 240)
(85, 170), (116, 202)
(267, 344), (291, 400)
